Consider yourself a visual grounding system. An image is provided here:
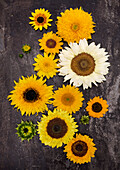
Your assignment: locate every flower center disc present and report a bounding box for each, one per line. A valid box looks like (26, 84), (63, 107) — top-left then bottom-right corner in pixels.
(71, 23), (79, 32)
(61, 93), (75, 106)
(47, 118), (68, 138)
(46, 39), (56, 48)
(71, 52), (95, 76)
(72, 140), (88, 157)
(23, 88), (39, 102)
(92, 102), (102, 112)
(24, 128), (28, 133)
(37, 16), (44, 23)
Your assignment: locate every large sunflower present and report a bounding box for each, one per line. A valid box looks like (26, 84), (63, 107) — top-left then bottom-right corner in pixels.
(33, 53), (59, 79)
(56, 7), (95, 43)
(38, 31), (63, 54)
(52, 85), (84, 114)
(29, 8), (52, 31)
(58, 39), (110, 89)
(37, 109), (78, 148)
(86, 96), (108, 118)
(7, 75), (53, 116)
(64, 134), (97, 164)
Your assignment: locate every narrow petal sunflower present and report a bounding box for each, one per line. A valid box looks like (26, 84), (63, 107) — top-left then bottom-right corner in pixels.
(56, 7), (95, 43)
(37, 109), (78, 148)
(38, 31), (63, 54)
(52, 85), (84, 114)
(64, 134), (97, 164)
(33, 53), (60, 79)
(22, 44), (31, 54)
(58, 39), (110, 89)
(7, 75), (53, 116)
(86, 96), (108, 118)
(29, 8), (53, 31)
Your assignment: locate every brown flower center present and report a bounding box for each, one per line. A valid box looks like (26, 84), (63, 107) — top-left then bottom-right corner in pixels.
(61, 93), (75, 106)
(92, 102), (102, 112)
(46, 39), (56, 48)
(37, 16), (44, 23)
(23, 88), (39, 102)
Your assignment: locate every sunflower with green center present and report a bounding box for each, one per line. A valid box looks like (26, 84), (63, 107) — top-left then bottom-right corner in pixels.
(86, 96), (108, 118)
(16, 120), (36, 141)
(56, 7), (95, 43)
(64, 133), (97, 164)
(29, 8), (53, 31)
(38, 31), (63, 54)
(37, 109), (78, 148)
(52, 85), (84, 114)
(7, 75), (53, 116)
(80, 115), (89, 125)
(33, 53), (60, 79)
(22, 44), (31, 53)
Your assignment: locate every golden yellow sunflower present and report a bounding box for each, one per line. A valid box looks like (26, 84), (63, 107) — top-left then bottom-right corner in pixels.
(56, 7), (95, 43)
(52, 85), (84, 114)
(7, 75), (53, 116)
(86, 96), (108, 118)
(38, 31), (63, 54)
(64, 133), (97, 164)
(33, 53), (60, 79)
(37, 109), (78, 148)
(22, 44), (31, 53)
(29, 8), (53, 31)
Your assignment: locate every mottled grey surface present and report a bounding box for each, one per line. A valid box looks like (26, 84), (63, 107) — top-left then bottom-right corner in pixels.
(0, 0), (120, 170)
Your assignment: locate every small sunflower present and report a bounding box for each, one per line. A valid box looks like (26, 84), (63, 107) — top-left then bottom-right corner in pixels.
(7, 75), (53, 116)
(29, 8), (52, 31)
(58, 39), (110, 89)
(22, 44), (31, 54)
(38, 31), (63, 54)
(86, 96), (108, 118)
(52, 85), (84, 114)
(16, 120), (36, 141)
(64, 133), (97, 164)
(56, 7), (95, 43)
(33, 53), (60, 79)
(80, 115), (89, 125)
(37, 109), (78, 148)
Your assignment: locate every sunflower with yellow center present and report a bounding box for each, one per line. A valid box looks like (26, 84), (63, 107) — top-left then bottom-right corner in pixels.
(29, 8), (52, 31)
(52, 85), (84, 114)
(56, 7), (95, 43)
(33, 53), (59, 79)
(58, 39), (110, 90)
(64, 133), (97, 164)
(38, 31), (63, 54)
(7, 75), (53, 116)
(86, 96), (108, 118)
(22, 44), (31, 54)
(37, 109), (78, 148)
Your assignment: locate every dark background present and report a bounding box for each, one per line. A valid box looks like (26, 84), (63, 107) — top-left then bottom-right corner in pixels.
(0, 0), (120, 170)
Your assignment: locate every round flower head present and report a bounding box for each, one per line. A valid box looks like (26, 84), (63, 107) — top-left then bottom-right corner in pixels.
(22, 44), (31, 54)
(29, 8), (53, 31)
(56, 7), (95, 43)
(80, 115), (89, 125)
(86, 96), (108, 118)
(37, 109), (78, 148)
(7, 75), (53, 116)
(64, 134), (97, 164)
(58, 39), (110, 89)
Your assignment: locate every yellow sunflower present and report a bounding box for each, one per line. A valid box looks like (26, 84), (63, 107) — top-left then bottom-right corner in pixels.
(7, 75), (53, 116)
(56, 7), (95, 43)
(38, 31), (63, 54)
(86, 96), (108, 118)
(33, 53), (60, 79)
(29, 8), (53, 31)
(64, 133), (97, 164)
(52, 85), (84, 114)
(22, 44), (31, 53)
(37, 109), (78, 148)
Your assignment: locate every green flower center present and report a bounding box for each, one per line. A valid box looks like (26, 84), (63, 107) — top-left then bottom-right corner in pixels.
(92, 102), (102, 112)
(23, 128), (28, 133)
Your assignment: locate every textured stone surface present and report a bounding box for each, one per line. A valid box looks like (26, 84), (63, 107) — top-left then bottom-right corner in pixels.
(0, 0), (120, 169)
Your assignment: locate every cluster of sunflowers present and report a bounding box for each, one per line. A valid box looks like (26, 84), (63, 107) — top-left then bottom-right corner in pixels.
(8, 7), (110, 165)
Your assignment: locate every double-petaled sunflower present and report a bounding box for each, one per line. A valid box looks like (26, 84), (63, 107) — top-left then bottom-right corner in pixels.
(7, 75), (53, 116)
(37, 109), (78, 148)
(29, 8), (52, 31)
(86, 96), (108, 118)
(64, 134), (97, 164)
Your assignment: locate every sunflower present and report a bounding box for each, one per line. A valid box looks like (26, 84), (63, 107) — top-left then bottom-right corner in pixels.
(33, 53), (60, 79)
(37, 109), (78, 148)
(38, 31), (63, 54)
(58, 39), (110, 90)
(86, 96), (108, 118)
(56, 7), (95, 43)
(80, 115), (89, 125)
(29, 8), (52, 31)
(16, 120), (36, 141)
(7, 75), (53, 116)
(22, 44), (31, 54)
(52, 85), (84, 114)
(64, 133), (97, 164)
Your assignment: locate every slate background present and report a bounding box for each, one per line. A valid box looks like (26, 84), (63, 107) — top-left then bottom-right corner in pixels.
(0, 0), (120, 170)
